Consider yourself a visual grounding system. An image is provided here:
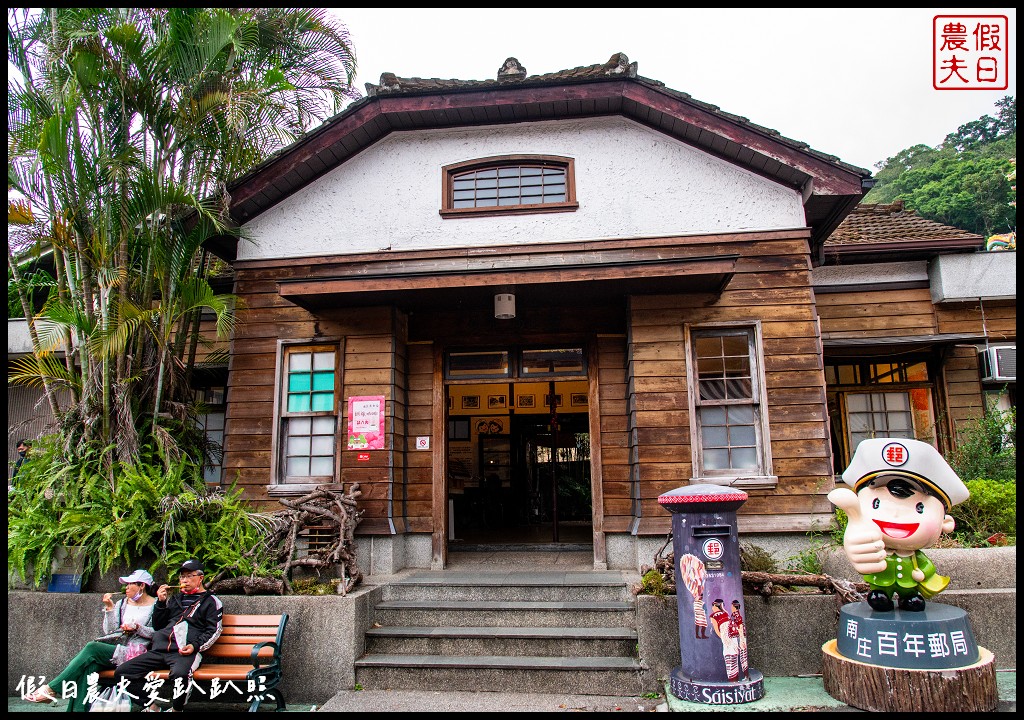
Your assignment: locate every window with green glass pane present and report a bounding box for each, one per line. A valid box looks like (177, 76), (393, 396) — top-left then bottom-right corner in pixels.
(287, 351), (335, 413)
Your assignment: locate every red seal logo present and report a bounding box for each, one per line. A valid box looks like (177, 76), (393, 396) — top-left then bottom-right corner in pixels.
(702, 538), (725, 560)
(881, 442), (909, 467)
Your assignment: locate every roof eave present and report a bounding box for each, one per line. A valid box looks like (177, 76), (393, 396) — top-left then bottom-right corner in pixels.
(217, 75), (869, 262)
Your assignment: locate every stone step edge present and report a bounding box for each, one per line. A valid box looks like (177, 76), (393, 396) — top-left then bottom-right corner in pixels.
(390, 578), (629, 588)
(365, 626), (638, 639)
(355, 654), (642, 670)
(375, 600), (635, 611)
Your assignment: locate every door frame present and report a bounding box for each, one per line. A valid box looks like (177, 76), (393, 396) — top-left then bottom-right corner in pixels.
(430, 343), (606, 569)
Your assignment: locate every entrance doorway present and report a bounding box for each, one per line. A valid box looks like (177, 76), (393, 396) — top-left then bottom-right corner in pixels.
(447, 381), (592, 546)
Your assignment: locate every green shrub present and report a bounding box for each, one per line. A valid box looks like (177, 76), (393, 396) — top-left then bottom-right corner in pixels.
(948, 406), (1016, 483)
(784, 537), (826, 575)
(638, 568), (669, 596)
(951, 478), (1016, 546)
(830, 508), (848, 547)
(8, 435), (278, 586)
(739, 543), (779, 573)
(290, 577), (335, 595)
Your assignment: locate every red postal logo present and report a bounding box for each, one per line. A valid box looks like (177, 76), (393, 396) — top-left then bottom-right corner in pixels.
(934, 15), (1009, 90)
(881, 442), (909, 467)
(702, 538), (725, 560)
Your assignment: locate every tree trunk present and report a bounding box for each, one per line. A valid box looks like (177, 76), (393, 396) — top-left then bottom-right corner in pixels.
(6, 243), (62, 420)
(821, 639), (998, 712)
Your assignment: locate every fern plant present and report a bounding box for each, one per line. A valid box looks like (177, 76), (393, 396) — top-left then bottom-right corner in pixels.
(8, 435), (279, 586)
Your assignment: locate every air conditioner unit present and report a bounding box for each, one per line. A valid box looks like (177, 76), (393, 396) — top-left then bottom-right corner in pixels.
(979, 346), (1016, 383)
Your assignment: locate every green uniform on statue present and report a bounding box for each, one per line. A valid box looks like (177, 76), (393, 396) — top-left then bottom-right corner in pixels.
(863, 548), (949, 602)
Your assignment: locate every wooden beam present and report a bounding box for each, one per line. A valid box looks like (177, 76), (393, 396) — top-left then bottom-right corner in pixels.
(587, 342), (607, 570)
(430, 343), (447, 569)
(279, 257), (738, 298)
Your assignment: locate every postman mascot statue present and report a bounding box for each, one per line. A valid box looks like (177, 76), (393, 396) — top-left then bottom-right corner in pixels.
(827, 438), (968, 612)
(822, 438), (998, 713)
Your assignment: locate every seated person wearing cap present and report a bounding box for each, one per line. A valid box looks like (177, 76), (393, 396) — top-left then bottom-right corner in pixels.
(25, 569), (156, 709)
(829, 438), (969, 612)
(114, 559), (224, 712)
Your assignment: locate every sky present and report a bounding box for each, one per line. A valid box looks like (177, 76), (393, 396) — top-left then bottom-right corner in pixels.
(333, 8), (1016, 172)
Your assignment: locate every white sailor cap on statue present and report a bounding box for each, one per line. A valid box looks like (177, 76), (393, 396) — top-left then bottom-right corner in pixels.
(841, 437), (969, 509)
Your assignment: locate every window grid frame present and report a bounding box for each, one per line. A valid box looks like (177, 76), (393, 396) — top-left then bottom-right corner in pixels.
(275, 343), (341, 487)
(686, 323), (776, 488)
(441, 154), (578, 218)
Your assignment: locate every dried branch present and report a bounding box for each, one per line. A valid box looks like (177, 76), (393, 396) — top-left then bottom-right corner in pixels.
(270, 483), (363, 594)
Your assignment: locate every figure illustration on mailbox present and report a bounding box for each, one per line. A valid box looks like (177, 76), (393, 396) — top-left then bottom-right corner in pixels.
(828, 437), (969, 612)
(730, 600), (749, 680)
(709, 599), (742, 681)
(679, 554), (709, 639)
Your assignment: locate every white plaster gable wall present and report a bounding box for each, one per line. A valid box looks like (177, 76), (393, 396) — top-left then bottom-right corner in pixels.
(239, 116), (806, 261)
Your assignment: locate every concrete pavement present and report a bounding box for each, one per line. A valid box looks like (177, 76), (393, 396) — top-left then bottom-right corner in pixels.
(8, 671), (1015, 712)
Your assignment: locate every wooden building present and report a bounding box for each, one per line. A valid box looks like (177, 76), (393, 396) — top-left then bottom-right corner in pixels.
(816, 202), (1015, 471)
(185, 55), (1015, 570)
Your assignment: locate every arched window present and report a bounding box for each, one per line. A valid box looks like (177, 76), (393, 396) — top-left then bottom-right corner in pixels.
(441, 155), (578, 217)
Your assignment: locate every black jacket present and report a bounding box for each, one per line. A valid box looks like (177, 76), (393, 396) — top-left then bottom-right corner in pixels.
(151, 590), (224, 654)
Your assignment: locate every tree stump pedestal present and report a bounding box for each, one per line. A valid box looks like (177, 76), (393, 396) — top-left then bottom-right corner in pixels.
(821, 602), (998, 712)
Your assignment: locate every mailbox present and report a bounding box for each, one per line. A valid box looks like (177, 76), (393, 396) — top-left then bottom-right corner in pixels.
(658, 484), (764, 705)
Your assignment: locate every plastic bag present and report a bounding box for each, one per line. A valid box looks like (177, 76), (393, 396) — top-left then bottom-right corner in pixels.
(88, 686), (132, 712)
(112, 639), (149, 666)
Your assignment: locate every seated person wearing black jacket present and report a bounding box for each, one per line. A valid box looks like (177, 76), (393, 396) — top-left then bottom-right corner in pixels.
(114, 558), (224, 712)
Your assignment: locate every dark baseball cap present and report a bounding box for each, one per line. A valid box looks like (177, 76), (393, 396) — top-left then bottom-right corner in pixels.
(180, 559), (204, 574)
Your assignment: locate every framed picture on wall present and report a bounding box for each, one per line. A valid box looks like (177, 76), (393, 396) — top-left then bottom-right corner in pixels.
(517, 394), (535, 408)
(570, 393), (588, 407)
(448, 396), (454, 410)
(543, 394), (563, 408)
(488, 394), (507, 409)
(462, 395), (480, 409)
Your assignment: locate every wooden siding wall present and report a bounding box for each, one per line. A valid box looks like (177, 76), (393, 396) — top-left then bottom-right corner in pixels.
(340, 329), (397, 534)
(624, 236), (832, 535)
(405, 343), (435, 532)
(942, 346), (985, 430)
(816, 291), (1014, 448)
(935, 300), (1016, 341)
(595, 336), (630, 533)
(815, 287), (937, 340)
(224, 267), (399, 523)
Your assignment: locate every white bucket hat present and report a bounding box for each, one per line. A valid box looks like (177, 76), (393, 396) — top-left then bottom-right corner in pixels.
(119, 569), (155, 585)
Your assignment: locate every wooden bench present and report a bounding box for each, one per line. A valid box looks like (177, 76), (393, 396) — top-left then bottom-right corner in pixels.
(99, 613), (288, 712)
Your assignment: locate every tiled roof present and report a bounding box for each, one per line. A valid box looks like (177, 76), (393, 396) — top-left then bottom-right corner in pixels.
(826, 200), (985, 247)
(365, 53), (870, 177)
(365, 53), (640, 95)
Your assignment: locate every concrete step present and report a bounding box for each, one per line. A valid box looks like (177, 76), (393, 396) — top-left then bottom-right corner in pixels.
(361, 568), (643, 695)
(383, 579), (631, 603)
(354, 654), (645, 695)
(365, 625), (638, 657)
(372, 599), (637, 628)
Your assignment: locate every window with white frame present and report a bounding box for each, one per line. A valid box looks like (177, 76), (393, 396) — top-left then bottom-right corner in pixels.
(688, 326), (774, 487)
(279, 346), (338, 483)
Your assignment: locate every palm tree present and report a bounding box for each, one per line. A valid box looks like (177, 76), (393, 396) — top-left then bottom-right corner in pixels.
(8, 7), (359, 465)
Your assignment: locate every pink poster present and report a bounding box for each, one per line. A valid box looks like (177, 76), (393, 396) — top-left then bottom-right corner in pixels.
(347, 395), (385, 450)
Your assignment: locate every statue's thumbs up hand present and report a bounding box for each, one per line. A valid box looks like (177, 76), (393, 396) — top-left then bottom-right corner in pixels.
(828, 487), (887, 575)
